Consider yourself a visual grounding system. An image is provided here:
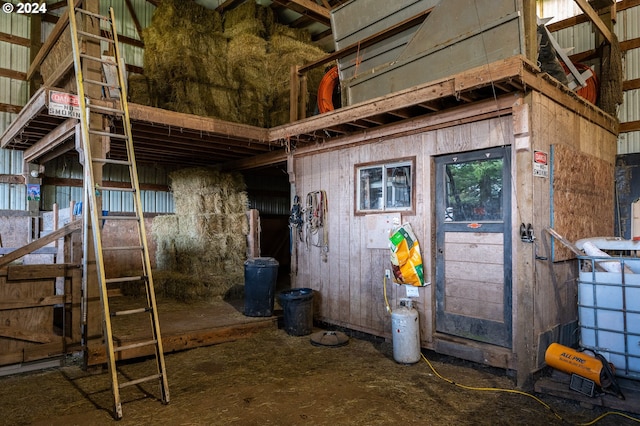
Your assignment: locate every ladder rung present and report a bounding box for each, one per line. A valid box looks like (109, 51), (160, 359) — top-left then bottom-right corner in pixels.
(79, 53), (117, 66)
(105, 276), (144, 284)
(111, 307), (151, 316)
(75, 8), (110, 21)
(89, 104), (124, 115)
(96, 185), (136, 194)
(83, 78), (119, 89)
(119, 374), (163, 389)
(100, 214), (140, 222)
(102, 246), (144, 252)
(88, 129), (127, 139)
(92, 158), (131, 166)
(114, 340), (158, 353)
(77, 29), (115, 44)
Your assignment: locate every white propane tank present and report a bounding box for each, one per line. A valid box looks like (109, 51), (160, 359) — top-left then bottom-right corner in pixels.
(391, 298), (421, 364)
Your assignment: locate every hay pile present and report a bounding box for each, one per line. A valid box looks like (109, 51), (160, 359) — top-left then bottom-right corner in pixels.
(151, 167), (249, 302)
(142, 0), (326, 127)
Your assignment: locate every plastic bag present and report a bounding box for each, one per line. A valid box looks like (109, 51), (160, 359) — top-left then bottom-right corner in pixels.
(389, 223), (425, 286)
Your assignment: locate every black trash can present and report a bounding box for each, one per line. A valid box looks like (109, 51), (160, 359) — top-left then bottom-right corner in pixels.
(278, 288), (314, 336)
(244, 257), (279, 317)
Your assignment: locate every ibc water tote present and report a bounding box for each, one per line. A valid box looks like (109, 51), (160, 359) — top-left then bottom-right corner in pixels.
(391, 298), (421, 364)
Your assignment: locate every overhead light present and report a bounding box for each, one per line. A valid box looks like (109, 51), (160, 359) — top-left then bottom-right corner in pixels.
(30, 170), (39, 178)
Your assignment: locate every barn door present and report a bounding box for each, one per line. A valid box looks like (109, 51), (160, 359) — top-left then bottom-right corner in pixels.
(435, 147), (512, 348)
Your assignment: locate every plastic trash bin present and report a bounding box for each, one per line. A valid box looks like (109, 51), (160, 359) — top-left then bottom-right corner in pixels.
(278, 288), (314, 336)
(244, 257), (279, 317)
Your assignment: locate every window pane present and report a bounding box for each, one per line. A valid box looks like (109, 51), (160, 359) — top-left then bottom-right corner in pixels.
(386, 165), (411, 208)
(445, 158), (503, 221)
(359, 167), (383, 210)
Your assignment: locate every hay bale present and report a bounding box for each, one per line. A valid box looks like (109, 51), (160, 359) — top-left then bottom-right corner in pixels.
(265, 27), (327, 126)
(128, 74), (151, 105)
(151, 168), (249, 301)
(142, 0), (326, 126)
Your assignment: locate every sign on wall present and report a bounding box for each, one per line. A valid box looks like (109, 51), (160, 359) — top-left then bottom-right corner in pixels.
(533, 150), (549, 178)
(48, 90), (81, 119)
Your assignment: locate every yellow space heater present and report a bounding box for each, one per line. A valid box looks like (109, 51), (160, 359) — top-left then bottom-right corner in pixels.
(545, 343), (624, 399)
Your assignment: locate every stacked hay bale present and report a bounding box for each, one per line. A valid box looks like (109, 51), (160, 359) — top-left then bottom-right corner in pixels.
(267, 24), (327, 126)
(143, 0), (235, 120)
(140, 0), (327, 127)
(151, 168), (249, 302)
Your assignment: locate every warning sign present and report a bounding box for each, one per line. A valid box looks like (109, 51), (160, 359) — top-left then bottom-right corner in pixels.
(533, 150), (548, 178)
(48, 90), (81, 119)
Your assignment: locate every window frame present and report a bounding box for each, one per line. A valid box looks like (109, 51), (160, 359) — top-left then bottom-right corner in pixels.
(354, 157), (416, 216)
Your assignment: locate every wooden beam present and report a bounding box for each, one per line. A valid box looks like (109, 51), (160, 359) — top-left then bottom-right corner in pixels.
(124, 0), (144, 42)
(0, 295), (66, 311)
(0, 103), (23, 114)
(0, 32), (31, 47)
(26, 0), (81, 81)
(271, 0), (331, 25)
(24, 118), (77, 163)
(125, 102), (271, 144)
(0, 220), (81, 268)
(0, 174), (24, 184)
(573, 0), (613, 43)
(620, 120), (640, 133)
(0, 68), (27, 80)
(7, 263), (72, 280)
(623, 77), (640, 91)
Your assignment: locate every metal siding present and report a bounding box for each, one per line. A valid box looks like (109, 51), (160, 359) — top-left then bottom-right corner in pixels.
(618, 131), (640, 155)
(620, 89), (640, 123)
(625, 47), (640, 82)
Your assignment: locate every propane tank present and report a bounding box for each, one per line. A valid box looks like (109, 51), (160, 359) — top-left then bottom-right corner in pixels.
(391, 298), (421, 364)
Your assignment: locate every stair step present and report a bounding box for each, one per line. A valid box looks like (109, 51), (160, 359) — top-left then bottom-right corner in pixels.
(88, 129), (127, 139)
(111, 307), (151, 317)
(75, 8), (110, 21)
(77, 30), (115, 44)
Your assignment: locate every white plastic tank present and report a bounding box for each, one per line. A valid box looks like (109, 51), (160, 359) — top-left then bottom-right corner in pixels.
(391, 298), (421, 364)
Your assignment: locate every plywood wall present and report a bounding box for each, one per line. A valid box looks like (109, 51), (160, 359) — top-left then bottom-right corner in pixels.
(292, 115), (512, 345)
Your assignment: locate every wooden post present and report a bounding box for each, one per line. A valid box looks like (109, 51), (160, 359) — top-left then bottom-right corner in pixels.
(29, 13), (42, 94)
(290, 65), (300, 122)
(522, 0), (538, 64)
(246, 209), (261, 259)
(299, 71), (308, 121)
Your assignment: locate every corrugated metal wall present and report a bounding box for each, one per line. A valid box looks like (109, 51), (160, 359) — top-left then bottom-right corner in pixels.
(1, 0), (157, 211)
(616, 3), (640, 154)
(0, 2), (30, 210)
(40, 157), (175, 213)
(540, 0), (640, 155)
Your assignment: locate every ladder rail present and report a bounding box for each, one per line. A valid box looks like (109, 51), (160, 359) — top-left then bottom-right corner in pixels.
(68, 3), (170, 419)
(67, 0), (122, 417)
(109, 6), (170, 404)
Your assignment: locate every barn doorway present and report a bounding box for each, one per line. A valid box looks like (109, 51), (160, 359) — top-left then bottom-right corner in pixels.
(434, 147), (512, 348)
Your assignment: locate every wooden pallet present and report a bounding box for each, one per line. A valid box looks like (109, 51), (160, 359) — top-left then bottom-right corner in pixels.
(535, 370), (640, 415)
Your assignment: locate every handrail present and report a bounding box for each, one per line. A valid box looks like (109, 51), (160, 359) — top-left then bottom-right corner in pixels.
(0, 219), (81, 268)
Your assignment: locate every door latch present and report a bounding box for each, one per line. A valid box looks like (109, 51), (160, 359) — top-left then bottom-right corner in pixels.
(520, 223), (535, 243)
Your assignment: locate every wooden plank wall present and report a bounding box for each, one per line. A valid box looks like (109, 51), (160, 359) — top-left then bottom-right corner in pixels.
(293, 114), (512, 346)
(0, 264), (81, 366)
(527, 90), (618, 368)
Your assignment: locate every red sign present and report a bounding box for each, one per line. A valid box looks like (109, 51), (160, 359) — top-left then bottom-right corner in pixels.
(534, 151), (547, 165)
(467, 223), (482, 229)
(50, 91), (80, 107)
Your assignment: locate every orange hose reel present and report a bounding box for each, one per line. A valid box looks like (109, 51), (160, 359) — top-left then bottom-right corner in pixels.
(317, 66), (340, 113)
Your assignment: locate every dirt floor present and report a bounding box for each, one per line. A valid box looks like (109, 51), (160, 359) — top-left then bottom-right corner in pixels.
(2, 315), (640, 426)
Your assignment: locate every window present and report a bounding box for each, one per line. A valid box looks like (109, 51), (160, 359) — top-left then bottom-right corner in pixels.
(356, 159), (413, 212)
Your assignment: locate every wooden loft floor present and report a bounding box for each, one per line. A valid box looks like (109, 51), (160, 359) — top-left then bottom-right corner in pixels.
(0, 56), (617, 170)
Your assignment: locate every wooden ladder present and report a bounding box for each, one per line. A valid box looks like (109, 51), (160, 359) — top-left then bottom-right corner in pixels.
(67, 1), (169, 419)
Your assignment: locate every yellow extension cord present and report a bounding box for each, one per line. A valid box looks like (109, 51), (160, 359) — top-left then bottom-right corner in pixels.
(384, 276), (640, 425)
(420, 347), (640, 425)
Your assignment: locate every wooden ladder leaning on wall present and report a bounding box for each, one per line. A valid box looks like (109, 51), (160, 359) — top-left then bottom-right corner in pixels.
(67, 1), (169, 419)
